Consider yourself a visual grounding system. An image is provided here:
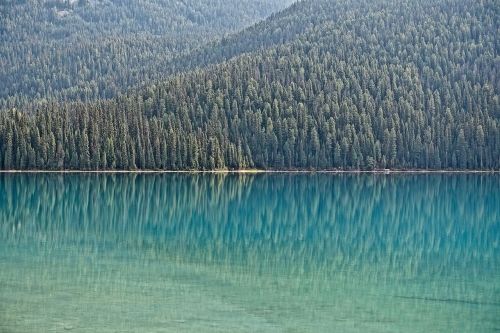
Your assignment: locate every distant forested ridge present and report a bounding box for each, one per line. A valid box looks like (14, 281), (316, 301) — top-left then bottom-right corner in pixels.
(0, 0), (498, 170)
(0, 0), (293, 107)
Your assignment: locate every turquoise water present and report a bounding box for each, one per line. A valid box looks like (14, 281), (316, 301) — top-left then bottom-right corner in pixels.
(0, 174), (499, 332)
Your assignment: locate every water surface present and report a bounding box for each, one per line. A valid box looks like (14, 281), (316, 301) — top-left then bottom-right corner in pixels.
(0, 174), (499, 332)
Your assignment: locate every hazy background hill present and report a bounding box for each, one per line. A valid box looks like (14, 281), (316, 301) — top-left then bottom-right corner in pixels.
(0, 0), (294, 106)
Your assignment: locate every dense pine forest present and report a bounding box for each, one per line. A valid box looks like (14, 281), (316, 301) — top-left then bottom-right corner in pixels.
(0, 0), (498, 170)
(0, 0), (293, 106)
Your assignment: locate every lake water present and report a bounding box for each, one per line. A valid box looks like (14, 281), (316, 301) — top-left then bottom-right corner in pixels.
(0, 173), (499, 332)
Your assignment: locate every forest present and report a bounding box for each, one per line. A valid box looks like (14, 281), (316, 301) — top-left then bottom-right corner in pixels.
(0, 0), (293, 106)
(0, 0), (498, 170)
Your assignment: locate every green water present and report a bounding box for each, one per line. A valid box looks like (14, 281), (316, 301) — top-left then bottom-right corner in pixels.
(0, 174), (499, 332)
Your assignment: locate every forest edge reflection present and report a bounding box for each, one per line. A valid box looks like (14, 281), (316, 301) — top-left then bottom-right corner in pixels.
(0, 173), (499, 332)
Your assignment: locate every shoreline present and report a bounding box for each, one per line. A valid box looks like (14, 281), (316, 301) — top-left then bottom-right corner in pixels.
(0, 169), (497, 174)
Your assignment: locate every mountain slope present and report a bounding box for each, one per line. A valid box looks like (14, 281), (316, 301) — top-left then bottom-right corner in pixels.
(0, 0), (294, 106)
(0, 0), (498, 170)
(166, 0), (321, 73)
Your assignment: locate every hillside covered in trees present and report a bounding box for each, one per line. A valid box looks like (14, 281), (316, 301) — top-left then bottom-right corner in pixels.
(0, 0), (293, 107)
(0, 0), (498, 170)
